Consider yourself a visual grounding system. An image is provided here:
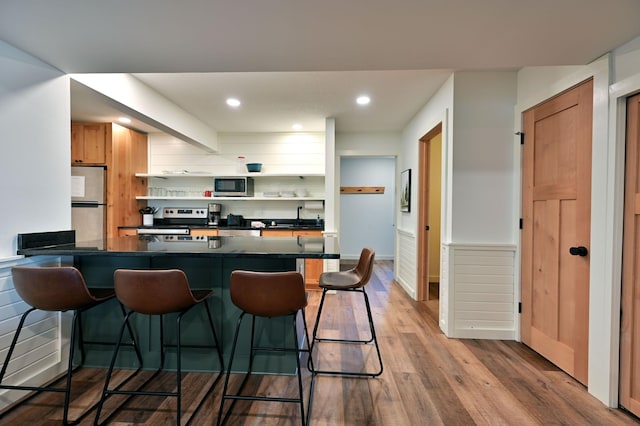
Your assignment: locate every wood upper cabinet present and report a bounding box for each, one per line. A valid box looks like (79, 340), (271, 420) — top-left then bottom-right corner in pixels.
(106, 123), (148, 240)
(71, 123), (108, 165)
(72, 122), (148, 241)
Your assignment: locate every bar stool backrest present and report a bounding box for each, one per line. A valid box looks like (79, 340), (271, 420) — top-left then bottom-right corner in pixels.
(114, 269), (199, 315)
(11, 266), (98, 311)
(230, 270), (306, 317)
(352, 248), (375, 288)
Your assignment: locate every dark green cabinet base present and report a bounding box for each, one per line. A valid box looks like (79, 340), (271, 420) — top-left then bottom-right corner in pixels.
(75, 255), (302, 374)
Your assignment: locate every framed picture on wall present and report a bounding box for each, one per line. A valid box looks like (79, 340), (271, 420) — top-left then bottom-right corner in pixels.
(400, 169), (411, 212)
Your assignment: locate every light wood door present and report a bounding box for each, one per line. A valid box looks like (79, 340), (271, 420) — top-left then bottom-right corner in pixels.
(417, 123), (442, 301)
(620, 92), (640, 417)
(521, 79), (593, 385)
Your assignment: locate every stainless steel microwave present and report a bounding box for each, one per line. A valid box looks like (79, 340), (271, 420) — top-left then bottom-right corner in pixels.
(213, 177), (254, 197)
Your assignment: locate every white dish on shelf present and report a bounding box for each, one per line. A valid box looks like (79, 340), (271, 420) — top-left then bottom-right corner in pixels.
(161, 170), (210, 175)
(263, 191), (280, 197)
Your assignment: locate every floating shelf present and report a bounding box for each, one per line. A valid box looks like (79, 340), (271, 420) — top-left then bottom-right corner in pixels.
(137, 196), (325, 201)
(137, 173), (324, 178)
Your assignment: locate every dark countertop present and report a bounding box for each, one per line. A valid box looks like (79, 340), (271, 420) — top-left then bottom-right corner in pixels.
(17, 234), (338, 259)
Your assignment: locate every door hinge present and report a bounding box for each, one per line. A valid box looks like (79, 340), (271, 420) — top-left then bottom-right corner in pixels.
(516, 131), (524, 145)
(519, 218), (523, 229)
(518, 302), (522, 314)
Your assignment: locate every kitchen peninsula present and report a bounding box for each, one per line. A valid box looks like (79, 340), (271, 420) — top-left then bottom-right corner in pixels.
(17, 231), (339, 374)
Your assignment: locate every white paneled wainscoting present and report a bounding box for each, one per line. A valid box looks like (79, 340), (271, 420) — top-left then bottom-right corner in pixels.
(0, 256), (70, 412)
(442, 243), (517, 340)
(396, 229), (418, 300)
(395, 231), (517, 340)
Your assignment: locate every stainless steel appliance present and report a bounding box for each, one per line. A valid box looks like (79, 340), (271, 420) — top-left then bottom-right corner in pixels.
(208, 203), (221, 226)
(137, 207), (207, 235)
(71, 166), (106, 242)
(213, 177), (254, 197)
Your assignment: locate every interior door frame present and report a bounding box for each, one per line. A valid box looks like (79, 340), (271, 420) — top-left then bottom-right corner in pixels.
(417, 122), (442, 301)
(513, 56), (619, 406)
(611, 79), (640, 407)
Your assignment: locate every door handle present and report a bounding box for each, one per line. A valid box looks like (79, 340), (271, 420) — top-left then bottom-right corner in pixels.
(569, 246), (588, 257)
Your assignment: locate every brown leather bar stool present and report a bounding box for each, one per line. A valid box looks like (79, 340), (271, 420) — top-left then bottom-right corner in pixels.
(217, 270), (314, 426)
(94, 269), (224, 426)
(308, 247), (383, 377)
(0, 266), (142, 426)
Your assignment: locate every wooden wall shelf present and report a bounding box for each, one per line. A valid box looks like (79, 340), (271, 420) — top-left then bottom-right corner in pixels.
(340, 186), (385, 194)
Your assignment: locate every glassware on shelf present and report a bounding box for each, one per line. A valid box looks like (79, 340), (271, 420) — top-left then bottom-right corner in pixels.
(236, 155), (246, 174)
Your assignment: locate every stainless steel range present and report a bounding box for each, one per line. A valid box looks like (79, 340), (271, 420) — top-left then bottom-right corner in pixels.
(137, 207), (208, 235)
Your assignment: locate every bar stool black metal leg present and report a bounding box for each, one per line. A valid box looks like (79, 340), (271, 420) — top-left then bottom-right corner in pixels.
(300, 309), (315, 425)
(118, 302), (143, 366)
(292, 315), (305, 426)
(94, 310), (134, 425)
(361, 288), (384, 376)
(176, 312), (183, 426)
(0, 307), (36, 383)
(217, 311), (247, 426)
(76, 309), (87, 366)
(204, 301), (224, 369)
(308, 287), (383, 377)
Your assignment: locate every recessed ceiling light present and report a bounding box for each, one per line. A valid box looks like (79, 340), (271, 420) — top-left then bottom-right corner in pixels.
(292, 124), (303, 130)
(356, 95), (371, 105)
(118, 117), (131, 124)
(226, 98), (241, 107)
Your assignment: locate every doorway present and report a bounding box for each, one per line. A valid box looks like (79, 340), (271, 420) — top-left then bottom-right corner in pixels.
(339, 156), (396, 260)
(520, 78), (593, 385)
(418, 123), (443, 301)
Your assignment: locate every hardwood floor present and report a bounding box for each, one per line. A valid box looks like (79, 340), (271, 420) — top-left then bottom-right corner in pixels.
(1, 260), (639, 425)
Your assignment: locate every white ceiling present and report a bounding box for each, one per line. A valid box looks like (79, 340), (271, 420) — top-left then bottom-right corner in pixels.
(2, 0), (640, 134)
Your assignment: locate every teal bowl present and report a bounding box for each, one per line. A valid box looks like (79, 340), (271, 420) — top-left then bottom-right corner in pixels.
(246, 163), (262, 172)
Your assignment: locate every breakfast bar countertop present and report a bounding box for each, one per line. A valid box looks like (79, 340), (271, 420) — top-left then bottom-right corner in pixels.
(17, 234), (339, 259)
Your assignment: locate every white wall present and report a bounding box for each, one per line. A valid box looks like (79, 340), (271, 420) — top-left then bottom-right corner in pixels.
(451, 72), (517, 244)
(0, 40), (70, 259)
(398, 72), (518, 337)
(400, 77), (454, 242)
(612, 35), (640, 83)
(397, 76), (453, 304)
(70, 74), (219, 152)
(339, 157), (395, 259)
(0, 40), (72, 411)
(147, 131), (326, 221)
